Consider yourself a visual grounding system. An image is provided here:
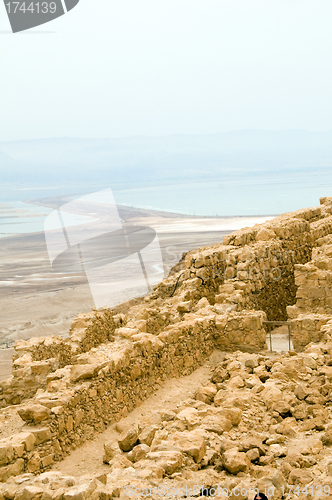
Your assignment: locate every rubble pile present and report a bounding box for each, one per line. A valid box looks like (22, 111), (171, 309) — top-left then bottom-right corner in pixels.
(3, 333), (332, 498)
(1, 197), (332, 498)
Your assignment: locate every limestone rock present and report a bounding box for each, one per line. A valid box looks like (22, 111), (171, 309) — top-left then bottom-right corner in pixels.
(211, 366), (228, 384)
(0, 458), (24, 482)
(272, 400), (291, 416)
(288, 469), (313, 485)
(63, 479), (99, 499)
(147, 451), (183, 475)
(177, 301), (192, 313)
(246, 448), (260, 462)
(16, 486), (49, 500)
(245, 357), (259, 369)
(275, 420), (297, 437)
(258, 454), (274, 466)
(0, 444), (14, 467)
(24, 426), (51, 445)
(238, 435), (265, 455)
(321, 425), (332, 446)
(227, 375), (244, 389)
(294, 384), (310, 400)
(217, 407), (242, 426)
(176, 408), (200, 428)
(133, 460), (164, 481)
(70, 364), (99, 383)
(127, 444), (150, 462)
(167, 430), (207, 463)
(200, 415), (232, 435)
(118, 426), (139, 452)
(222, 448), (250, 474)
(256, 228), (276, 241)
(108, 455), (133, 471)
(261, 386), (283, 409)
(195, 384), (217, 404)
(269, 444), (287, 457)
(138, 425), (158, 447)
(161, 410), (176, 421)
(17, 404), (51, 424)
(103, 441), (121, 463)
(114, 327), (139, 338)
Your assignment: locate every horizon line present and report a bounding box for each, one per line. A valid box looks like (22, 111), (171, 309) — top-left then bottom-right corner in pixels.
(2, 128), (332, 144)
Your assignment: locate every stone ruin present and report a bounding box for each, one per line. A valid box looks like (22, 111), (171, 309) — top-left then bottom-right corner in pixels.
(2, 197), (332, 498)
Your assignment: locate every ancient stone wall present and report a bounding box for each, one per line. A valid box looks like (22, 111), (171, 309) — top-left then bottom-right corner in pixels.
(0, 307), (268, 479)
(186, 202), (332, 322)
(3, 319), (332, 497)
(284, 199), (332, 350)
(3, 197), (332, 482)
(0, 310), (116, 407)
(287, 236), (332, 350)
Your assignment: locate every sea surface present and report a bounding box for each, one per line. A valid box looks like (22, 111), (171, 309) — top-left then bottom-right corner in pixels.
(113, 170), (328, 217)
(0, 168), (331, 236)
(0, 202), (51, 237)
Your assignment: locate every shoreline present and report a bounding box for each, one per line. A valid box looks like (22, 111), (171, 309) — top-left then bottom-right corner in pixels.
(0, 201), (276, 380)
(27, 195), (279, 219)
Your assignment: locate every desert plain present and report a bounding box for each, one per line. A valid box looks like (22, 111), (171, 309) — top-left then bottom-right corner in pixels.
(0, 202), (274, 380)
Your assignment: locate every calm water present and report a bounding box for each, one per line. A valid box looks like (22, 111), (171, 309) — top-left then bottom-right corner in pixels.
(113, 168), (332, 216)
(1, 168), (331, 235)
(0, 202), (51, 237)
(113, 175), (321, 216)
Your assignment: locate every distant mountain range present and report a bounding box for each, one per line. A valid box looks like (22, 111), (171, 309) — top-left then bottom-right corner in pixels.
(1, 130), (332, 187)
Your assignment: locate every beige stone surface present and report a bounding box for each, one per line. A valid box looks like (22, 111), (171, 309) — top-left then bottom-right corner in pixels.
(2, 198), (332, 498)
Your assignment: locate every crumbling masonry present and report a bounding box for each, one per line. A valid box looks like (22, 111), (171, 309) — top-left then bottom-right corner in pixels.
(1, 197), (332, 493)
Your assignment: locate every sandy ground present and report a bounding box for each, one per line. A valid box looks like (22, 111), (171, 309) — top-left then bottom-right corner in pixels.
(0, 205), (273, 381)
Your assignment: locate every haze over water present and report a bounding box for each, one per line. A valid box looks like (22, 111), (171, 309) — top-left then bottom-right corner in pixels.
(1, 130), (332, 234)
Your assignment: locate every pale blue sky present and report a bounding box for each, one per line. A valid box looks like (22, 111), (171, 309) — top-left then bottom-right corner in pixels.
(1, 0), (332, 140)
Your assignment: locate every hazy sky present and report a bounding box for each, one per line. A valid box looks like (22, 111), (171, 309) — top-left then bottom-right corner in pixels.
(1, 0), (332, 141)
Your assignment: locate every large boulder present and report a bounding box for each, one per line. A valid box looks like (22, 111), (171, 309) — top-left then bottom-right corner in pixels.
(103, 441), (122, 463)
(17, 405), (51, 424)
(127, 444), (150, 463)
(222, 448), (250, 474)
(167, 430), (207, 463)
(195, 385), (217, 404)
(70, 364), (98, 383)
(321, 425), (332, 446)
(200, 416), (232, 435)
(217, 407), (242, 426)
(260, 386), (283, 410)
(138, 425), (158, 447)
(118, 426), (139, 452)
(176, 408), (200, 428)
(288, 469), (313, 485)
(0, 443), (14, 466)
(147, 451), (183, 475)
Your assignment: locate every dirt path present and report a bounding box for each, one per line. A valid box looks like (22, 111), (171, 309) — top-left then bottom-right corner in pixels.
(51, 350), (225, 477)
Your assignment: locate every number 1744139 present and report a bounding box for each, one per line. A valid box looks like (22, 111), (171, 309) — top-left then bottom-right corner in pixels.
(282, 485), (331, 496)
(5, 2), (57, 14)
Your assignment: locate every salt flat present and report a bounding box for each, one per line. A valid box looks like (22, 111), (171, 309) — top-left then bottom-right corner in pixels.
(0, 205), (273, 380)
